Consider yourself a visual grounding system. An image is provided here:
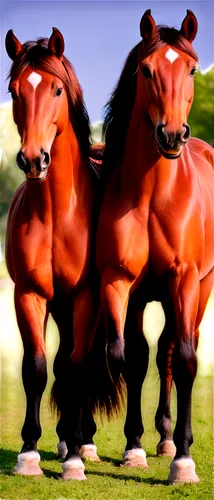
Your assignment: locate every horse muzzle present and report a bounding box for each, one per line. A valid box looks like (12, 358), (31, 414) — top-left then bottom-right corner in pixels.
(155, 123), (191, 159)
(16, 149), (50, 180)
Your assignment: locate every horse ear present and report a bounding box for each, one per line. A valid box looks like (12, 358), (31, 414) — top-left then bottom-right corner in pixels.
(140, 9), (157, 40)
(180, 10), (198, 42)
(48, 27), (64, 60)
(5, 30), (22, 60)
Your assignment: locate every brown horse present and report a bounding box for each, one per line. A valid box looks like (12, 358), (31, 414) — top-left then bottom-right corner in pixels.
(5, 28), (115, 480)
(97, 10), (214, 483)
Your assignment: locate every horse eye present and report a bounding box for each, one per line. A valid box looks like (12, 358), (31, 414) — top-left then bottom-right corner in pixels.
(190, 67), (196, 77)
(142, 66), (153, 79)
(8, 89), (18, 101)
(55, 87), (63, 96)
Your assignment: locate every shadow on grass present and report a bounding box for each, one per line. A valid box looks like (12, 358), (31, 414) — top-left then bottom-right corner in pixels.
(99, 455), (121, 466)
(0, 448), (17, 475)
(98, 453), (165, 464)
(86, 469), (167, 485)
(40, 450), (57, 461)
(0, 449), (167, 485)
(41, 468), (61, 480)
(0, 448), (58, 476)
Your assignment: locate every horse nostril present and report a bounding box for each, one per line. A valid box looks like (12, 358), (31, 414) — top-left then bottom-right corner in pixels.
(16, 150), (28, 171)
(156, 124), (168, 145)
(40, 149), (50, 166)
(182, 124), (191, 142)
(44, 152), (50, 165)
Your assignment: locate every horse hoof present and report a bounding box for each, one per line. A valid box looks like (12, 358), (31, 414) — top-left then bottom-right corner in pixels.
(14, 451), (43, 476)
(57, 441), (67, 459)
(157, 440), (176, 457)
(80, 444), (101, 462)
(62, 457), (87, 481)
(168, 457), (200, 484)
(121, 448), (149, 468)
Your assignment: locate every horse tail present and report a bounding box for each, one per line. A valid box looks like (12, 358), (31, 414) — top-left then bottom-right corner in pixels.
(50, 379), (61, 417)
(88, 316), (126, 419)
(50, 346), (70, 418)
(50, 316), (126, 420)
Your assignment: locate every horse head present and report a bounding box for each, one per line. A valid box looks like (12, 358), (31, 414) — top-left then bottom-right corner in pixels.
(5, 28), (69, 180)
(139, 9), (198, 158)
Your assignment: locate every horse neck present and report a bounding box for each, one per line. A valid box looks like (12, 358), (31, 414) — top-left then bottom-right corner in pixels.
(26, 121), (84, 217)
(49, 122), (83, 201)
(120, 92), (178, 196)
(123, 90), (159, 173)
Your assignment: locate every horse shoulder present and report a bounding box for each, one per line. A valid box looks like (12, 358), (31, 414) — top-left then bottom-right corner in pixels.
(7, 182), (26, 222)
(6, 182), (26, 279)
(6, 182), (53, 297)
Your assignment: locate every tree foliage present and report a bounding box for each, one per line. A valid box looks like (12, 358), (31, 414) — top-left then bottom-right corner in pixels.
(0, 102), (23, 219)
(188, 67), (214, 146)
(0, 68), (213, 222)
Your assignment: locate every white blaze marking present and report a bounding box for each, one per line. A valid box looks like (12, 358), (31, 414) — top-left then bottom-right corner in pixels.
(165, 48), (179, 64)
(27, 71), (42, 90)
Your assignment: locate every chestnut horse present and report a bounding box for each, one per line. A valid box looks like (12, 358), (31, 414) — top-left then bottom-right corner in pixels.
(5, 29), (119, 480)
(97, 10), (214, 483)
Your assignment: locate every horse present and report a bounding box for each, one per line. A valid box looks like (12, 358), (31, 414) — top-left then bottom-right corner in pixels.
(5, 28), (122, 480)
(96, 9), (214, 484)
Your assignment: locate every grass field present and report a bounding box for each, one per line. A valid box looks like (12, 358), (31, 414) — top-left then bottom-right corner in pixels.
(0, 284), (214, 499)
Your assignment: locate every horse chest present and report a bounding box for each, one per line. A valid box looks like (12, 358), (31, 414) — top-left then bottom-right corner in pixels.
(52, 219), (90, 288)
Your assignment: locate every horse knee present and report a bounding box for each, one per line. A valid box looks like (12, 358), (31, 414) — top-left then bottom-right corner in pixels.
(172, 341), (197, 384)
(22, 352), (47, 393)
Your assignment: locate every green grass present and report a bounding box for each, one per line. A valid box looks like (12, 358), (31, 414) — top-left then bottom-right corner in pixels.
(1, 348), (213, 500)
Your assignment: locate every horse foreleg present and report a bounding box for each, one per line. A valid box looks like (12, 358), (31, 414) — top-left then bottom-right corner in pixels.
(121, 298), (149, 468)
(100, 266), (133, 365)
(155, 301), (176, 458)
(13, 288), (48, 475)
(168, 263), (200, 484)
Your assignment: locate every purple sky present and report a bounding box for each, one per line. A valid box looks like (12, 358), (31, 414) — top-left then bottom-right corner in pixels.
(1, 1), (213, 122)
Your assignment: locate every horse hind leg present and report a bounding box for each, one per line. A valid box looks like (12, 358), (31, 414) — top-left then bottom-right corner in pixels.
(121, 298), (149, 468)
(155, 301), (176, 458)
(53, 351), (68, 461)
(13, 288), (48, 475)
(55, 395), (98, 465)
(58, 286), (99, 480)
(56, 405), (100, 463)
(50, 295), (73, 461)
(80, 404), (100, 462)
